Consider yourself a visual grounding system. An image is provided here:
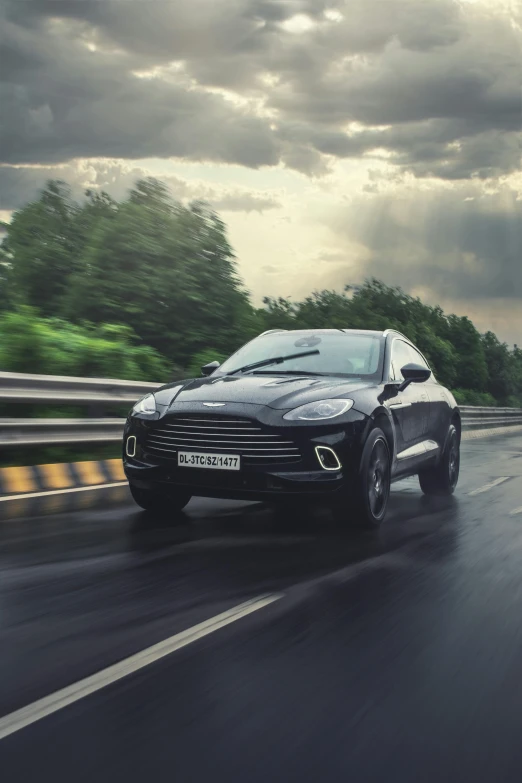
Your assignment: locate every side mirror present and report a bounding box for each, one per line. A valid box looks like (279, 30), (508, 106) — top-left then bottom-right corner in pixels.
(201, 361), (221, 377)
(399, 362), (431, 390)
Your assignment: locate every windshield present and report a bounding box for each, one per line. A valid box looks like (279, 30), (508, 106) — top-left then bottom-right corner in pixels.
(218, 332), (384, 378)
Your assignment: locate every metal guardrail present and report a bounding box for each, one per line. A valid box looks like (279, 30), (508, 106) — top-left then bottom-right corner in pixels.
(0, 372), (521, 448)
(458, 406), (522, 431)
(0, 370), (158, 405)
(0, 418), (126, 447)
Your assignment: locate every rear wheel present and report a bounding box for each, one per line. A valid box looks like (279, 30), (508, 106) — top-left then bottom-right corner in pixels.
(418, 423), (460, 496)
(333, 427), (391, 529)
(129, 484), (192, 514)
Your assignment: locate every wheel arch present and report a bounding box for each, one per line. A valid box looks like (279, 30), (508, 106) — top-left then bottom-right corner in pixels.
(451, 409), (462, 443)
(369, 407), (395, 461)
(435, 410), (461, 466)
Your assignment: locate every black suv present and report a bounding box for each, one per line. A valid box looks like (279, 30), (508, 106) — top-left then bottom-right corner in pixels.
(123, 328), (460, 528)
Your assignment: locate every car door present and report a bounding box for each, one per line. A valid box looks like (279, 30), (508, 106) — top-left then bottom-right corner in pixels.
(421, 367), (453, 450)
(386, 339), (431, 459)
(405, 343), (434, 442)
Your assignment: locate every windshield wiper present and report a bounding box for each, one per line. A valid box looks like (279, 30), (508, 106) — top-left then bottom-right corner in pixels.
(226, 349), (320, 375)
(249, 369), (327, 376)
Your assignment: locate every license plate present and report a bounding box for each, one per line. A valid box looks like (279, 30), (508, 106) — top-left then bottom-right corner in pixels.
(177, 452), (241, 471)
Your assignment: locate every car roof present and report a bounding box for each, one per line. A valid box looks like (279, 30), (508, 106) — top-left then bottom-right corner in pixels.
(259, 328), (406, 339)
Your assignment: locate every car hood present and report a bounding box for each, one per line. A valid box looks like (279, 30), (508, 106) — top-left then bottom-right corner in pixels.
(154, 373), (375, 411)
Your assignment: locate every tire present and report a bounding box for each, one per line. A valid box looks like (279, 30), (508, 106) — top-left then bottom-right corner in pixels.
(333, 427), (391, 529)
(129, 484), (192, 513)
(418, 423), (460, 496)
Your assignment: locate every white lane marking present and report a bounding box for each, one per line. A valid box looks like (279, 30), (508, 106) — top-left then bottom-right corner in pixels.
(468, 477), (510, 496)
(509, 506), (522, 516)
(0, 593), (281, 741)
(0, 482), (127, 503)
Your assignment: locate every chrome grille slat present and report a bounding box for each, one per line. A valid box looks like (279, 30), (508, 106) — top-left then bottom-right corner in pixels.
(162, 424), (262, 431)
(241, 454), (298, 460)
(147, 436), (298, 450)
(144, 414), (302, 464)
(165, 417), (255, 425)
(148, 443), (298, 453)
(146, 444), (299, 460)
(149, 433), (296, 446)
(152, 430), (286, 440)
(149, 446), (298, 455)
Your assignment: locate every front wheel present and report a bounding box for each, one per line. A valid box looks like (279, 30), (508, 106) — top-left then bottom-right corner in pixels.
(129, 484), (192, 514)
(418, 423), (460, 496)
(333, 428), (391, 529)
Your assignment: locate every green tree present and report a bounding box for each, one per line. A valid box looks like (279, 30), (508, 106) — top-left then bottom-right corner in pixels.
(1, 182), (82, 315)
(0, 224), (11, 311)
(446, 315), (488, 391)
(63, 179), (252, 364)
(260, 296), (299, 331)
(509, 345), (522, 406)
(0, 182), (118, 317)
(481, 331), (516, 404)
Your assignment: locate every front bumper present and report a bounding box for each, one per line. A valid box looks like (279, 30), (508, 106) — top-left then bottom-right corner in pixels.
(124, 459), (346, 501)
(123, 402), (368, 502)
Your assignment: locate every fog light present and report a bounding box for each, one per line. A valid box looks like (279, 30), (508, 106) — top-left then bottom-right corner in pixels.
(126, 435), (137, 458)
(315, 446), (341, 471)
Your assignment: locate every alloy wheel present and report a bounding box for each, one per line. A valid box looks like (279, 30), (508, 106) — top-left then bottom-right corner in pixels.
(367, 438), (390, 519)
(448, 431), (460, 487)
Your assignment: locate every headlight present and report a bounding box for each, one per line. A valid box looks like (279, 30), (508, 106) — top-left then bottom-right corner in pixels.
(132, 393), (156, 415)
(283, 399), (354, 421)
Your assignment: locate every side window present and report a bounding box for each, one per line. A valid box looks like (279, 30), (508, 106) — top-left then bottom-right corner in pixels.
(390, 341), (411, 381)
(390, 340), (429, 380)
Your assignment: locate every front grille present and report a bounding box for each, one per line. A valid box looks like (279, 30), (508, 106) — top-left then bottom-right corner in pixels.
(144, 414), (301, 464)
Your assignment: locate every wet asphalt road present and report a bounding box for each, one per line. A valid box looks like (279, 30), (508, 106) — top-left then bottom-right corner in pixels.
(1, 434), (522, 782)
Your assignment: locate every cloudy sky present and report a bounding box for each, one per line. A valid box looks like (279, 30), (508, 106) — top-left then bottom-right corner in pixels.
(1, 0), (521, 343)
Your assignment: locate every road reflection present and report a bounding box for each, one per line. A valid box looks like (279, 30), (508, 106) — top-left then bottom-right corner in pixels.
(0, 482), (462, 581)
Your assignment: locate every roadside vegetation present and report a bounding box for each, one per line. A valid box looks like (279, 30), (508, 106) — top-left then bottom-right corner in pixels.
(1, 177), (521, 434)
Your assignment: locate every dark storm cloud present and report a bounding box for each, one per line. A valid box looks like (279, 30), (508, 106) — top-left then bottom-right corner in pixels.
(0, 7), (280, 168)
(0, 0), (520, 187)
(327, 185), (522, 301)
